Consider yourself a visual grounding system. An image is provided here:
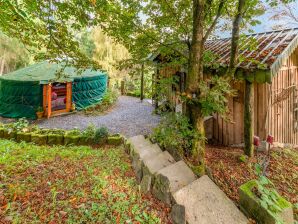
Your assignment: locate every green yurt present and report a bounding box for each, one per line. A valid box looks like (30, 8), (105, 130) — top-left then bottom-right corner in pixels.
(0, 61), (108, 119)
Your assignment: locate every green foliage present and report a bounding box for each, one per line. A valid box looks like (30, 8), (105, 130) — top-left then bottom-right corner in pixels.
(151, 112), (200, 156)
(12, 118), (29, 132)
(81, 124), (96, 139)
(0, 139), (165, 223)
(66, 128), (81, 136)
(95, 127), (109, 142)
(198, 76), (236, 117)
(254, 164), (285, 223)
(0, 32), (31, 75)
(154, 77), (178, 113)
(84, 88), (119, 115)
(102, 89), (118, 106)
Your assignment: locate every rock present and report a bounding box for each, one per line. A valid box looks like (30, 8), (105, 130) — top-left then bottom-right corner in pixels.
(16, 132), (31, 143)
(131, 144), (162, 182)
(0, 127), (5, 138)
(239, 180), (294, 224)
(47, 134), (64, 145)
(107, 135), (123, 146)
(140, 151), (175, 192)
(64, 135), (80, 145)
(140, 175), (152, 193)
(152, 160), (196, 205)
(128, 135), (152, 156)
(171, 204), (186, 224)
(173, 175), (248, 224)
(166, 146), (183, 161)
(31, 133), (47, 145)
(142, 151), (175, 177)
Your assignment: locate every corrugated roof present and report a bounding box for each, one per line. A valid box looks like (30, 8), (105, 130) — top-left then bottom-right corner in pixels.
(205, 28), (298, 76)
(0, 61), (107, 84)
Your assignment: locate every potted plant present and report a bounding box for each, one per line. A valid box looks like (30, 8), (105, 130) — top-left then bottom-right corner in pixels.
(36, 106), (44, 119)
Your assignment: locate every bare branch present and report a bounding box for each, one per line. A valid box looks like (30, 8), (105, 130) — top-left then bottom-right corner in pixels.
(203, 0), (224, 42)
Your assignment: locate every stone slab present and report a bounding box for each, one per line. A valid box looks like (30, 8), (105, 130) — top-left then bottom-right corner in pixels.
(142, 151), (176, 177)
(239, 180), (294, 224)
(127, 135), (153, 156)
(173, 175), (248, 224)
(153, 160), (196, 205)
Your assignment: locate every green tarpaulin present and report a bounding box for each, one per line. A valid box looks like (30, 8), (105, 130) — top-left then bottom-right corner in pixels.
(0, 62), (107, 119)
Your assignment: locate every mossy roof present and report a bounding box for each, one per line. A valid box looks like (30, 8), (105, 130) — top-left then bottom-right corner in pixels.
(0, 61), (107, 84)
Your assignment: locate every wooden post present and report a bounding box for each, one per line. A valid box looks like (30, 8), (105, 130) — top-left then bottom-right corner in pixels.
(66, 82), (72, 111)
(140, 63), (144, 101)
(154, 66), (159, 110)
(121, 80), (125, 95)
(47, 84), (52, 119)
(244, 79), (254, 157)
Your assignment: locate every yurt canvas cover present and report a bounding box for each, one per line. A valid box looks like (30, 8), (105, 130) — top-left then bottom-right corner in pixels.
(0, 62), (107, 119)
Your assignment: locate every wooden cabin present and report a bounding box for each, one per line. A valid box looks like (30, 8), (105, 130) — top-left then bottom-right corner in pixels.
(152, 28), (298, 147)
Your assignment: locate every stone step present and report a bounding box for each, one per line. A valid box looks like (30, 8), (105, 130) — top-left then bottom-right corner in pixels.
(152, 160), (197, 205)
(140, 151), (176, 193)
(128, 135), (163, 181)
(127, 135), (152, 155)
(172, 175), (248, 224)
(143, 151), (176, 177)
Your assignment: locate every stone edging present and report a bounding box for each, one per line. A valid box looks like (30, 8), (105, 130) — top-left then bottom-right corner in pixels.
(0, 126), (123, 147)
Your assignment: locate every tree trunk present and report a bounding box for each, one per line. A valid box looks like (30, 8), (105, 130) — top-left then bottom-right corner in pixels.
(121, 80), (125, 95)
(185, 0), (206, 176)
(244, 79), (254, 157)
(140, 63), (144, 101)
(228, 0), (245, 76)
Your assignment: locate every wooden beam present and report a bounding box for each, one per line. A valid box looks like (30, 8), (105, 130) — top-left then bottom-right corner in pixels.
(244, 79), (254, 157)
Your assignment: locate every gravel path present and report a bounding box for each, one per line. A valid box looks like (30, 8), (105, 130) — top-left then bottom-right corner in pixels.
(37, 96), (160, 137)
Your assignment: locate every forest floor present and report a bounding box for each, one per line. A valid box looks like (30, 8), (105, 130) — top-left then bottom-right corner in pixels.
(206, 145), (298, 219)
(0, 139), (171, 224)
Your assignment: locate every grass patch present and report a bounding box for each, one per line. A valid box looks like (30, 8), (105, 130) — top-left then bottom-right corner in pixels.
(0, 139), (170, 223)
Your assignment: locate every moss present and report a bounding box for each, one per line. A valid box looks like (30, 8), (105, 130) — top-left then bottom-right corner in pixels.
(64, 135), (80, 145)
(3, 129), (17, 140)
(0, 127), (4, 138)
(31, 133), (47, 145)
(79, 136), (94, 145)
(240, 180), (292, 209)
(16, 132), (31, 142)
(239, 180), (293, 224)
(47, 134), (64, 145)
(107, 136), (123, 146)
(239, 155), (248, 163)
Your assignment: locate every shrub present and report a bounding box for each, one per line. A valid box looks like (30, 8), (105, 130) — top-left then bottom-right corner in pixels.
(12, 118), (29, 132)
(151, 112), (200, 157)
(94, 127), (109, 143)
(84, 89), (119, 115)
(82, 124), (96, 139)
